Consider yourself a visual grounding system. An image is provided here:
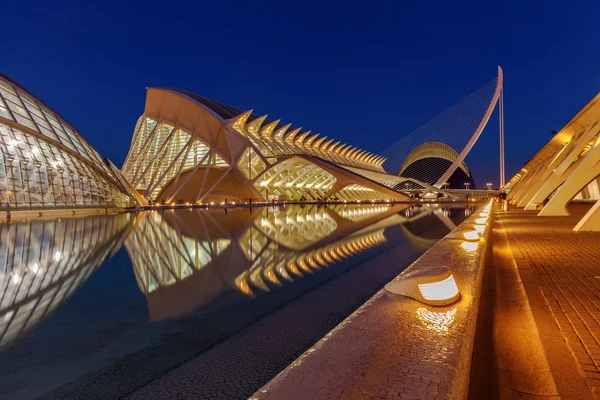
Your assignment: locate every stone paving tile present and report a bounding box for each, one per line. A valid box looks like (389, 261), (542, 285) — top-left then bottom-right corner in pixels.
(499, 203), (600, 398)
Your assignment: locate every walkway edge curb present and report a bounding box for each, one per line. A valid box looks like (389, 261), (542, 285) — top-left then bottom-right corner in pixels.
(251, 202), (493, 399)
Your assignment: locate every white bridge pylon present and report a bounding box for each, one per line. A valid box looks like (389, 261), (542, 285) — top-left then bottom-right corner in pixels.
(379, 66), (505, 190)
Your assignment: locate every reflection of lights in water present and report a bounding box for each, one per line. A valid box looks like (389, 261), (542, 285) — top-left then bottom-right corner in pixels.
(461, 241), (478, 252)
(264, 269), (280, 285)
(4, 310), (14, 321)
(443, 208), (450, 217)
(464, 208), (472, 216)
(418, 275), (459, 302)
(235, 277), (253, 295)
(277, 265), (292, 281)
(287, 261), (303, 277)
(417, 307), (457, 332)
(339, 205), (390, 221)
(305, 254), (319, 269)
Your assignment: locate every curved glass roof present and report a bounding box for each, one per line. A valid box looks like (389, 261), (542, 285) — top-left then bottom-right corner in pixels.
(0, 73), (113, 178)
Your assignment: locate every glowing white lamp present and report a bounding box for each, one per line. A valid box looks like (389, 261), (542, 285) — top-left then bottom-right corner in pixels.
(385, 266), (460, 306)
(461, 241), (478, 252)
(474, 224), (486, 234)
(463, 230), (479, 241)
(475, 218), (487, 224)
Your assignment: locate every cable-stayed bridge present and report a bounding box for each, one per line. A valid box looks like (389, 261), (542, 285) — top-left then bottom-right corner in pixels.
(379, 66), (505, 194)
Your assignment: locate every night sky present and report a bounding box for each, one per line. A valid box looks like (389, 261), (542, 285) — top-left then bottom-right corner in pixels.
(3, 0), (600, 187)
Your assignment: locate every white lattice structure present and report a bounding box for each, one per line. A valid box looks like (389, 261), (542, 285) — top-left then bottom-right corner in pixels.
(121, 88), (463, 204)
(506, 92), (600, 231)
(0, 74), (135, 210)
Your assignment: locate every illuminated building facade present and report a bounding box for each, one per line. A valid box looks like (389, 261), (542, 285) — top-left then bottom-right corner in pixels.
(121, 88), (459, 204)
(0, 74), (134, 211)
(506, 92), (600, 230)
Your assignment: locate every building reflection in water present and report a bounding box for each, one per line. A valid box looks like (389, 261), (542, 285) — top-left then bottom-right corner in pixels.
(0, 202), (477, 359)
(0, 214), (132, 352)
(125, 204), (401, 321)
(125, 203), (473, 321)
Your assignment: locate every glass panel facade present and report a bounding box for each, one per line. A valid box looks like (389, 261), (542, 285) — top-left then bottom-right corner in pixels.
(0, 122), (130, 209)
(0, 79), (110, 175)
(0, 75), (131, 210)
(236, 146), (266, 180)
(254, 158), (337, 201)
(122, 117), (229, 202)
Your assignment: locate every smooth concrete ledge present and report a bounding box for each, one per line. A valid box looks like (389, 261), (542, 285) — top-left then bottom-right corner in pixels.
(0, 207), (127, 222)
(251, 202), (492, 400)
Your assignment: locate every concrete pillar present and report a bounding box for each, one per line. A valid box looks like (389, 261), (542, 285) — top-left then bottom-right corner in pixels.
(539, 141), (600, 216)
(574, 198), (600, 231)
(524, 122), (600, 210)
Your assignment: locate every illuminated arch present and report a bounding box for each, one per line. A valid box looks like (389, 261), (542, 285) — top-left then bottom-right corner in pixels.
(399, 142), (470, 177)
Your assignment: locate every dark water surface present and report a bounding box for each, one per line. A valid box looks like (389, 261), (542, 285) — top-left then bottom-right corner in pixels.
(0, 203), (476, 399)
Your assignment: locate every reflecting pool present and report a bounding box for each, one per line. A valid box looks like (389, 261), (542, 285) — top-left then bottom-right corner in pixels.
(0, 203), (478, 399)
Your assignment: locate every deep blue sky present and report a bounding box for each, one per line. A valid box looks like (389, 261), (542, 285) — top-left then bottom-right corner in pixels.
(3, 0), (600, 187)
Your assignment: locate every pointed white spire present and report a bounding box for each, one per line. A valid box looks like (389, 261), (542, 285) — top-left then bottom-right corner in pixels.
(231, 110), (254, 132)
(246, 115), (268, 135)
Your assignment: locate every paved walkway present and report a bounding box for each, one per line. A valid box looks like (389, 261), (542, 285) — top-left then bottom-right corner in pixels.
(498, 203), (600, 399)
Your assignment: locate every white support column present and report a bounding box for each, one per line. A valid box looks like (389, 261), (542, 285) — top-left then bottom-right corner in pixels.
(499, 87), (505, 187)
(516, 147), (566, 207)
(539, 140), (600, 216)
(524, 122), (600, 210)
(574, 198), (600, 231)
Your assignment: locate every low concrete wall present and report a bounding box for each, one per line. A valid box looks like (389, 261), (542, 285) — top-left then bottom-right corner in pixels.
(0, 207), (127, 222)
(251, 201), (492, 400)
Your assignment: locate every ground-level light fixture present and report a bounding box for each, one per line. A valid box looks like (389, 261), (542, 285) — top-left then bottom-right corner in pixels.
(462, 230), (479, 241)
(475, 217), (487, 224)
(385, 266), (460, 306)
(461, 241), (478, 252)
(474, 224), (486, 234)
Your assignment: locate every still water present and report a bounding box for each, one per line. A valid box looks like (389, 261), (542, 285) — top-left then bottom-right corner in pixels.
(0, 203), (477, 399)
